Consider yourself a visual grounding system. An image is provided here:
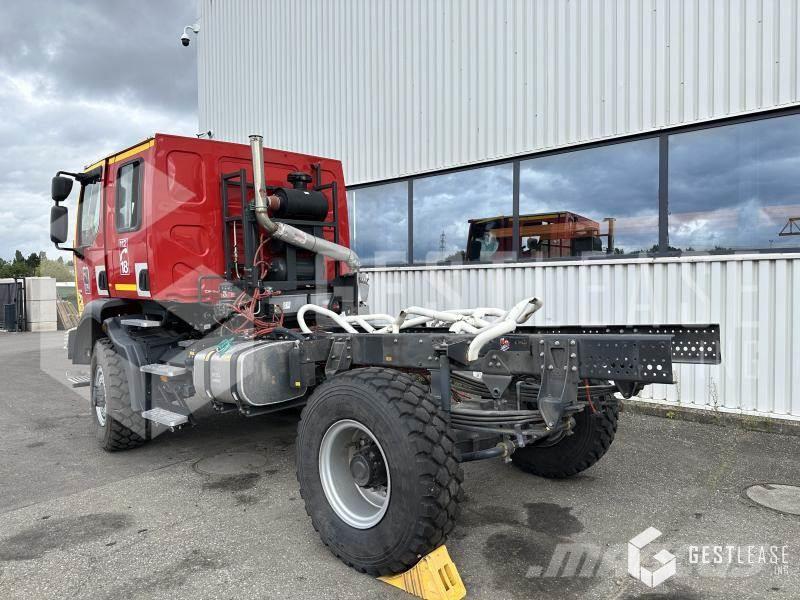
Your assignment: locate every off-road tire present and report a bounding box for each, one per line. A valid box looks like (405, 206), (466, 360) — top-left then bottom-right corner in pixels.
(296, 367), (463, 576)
(511, 397), (618, 478)
(91, 339), (147, 452)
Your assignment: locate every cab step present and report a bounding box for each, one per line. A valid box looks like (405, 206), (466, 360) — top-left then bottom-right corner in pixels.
(141, 407), (189, 428)
(67, 373), (91, 388)
(120, 318), (161, 328)
(140, 364), (187, 378)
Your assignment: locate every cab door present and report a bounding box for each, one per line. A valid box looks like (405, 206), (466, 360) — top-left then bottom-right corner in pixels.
(74, 165), (108, 312)
(105, 156), (150, 299)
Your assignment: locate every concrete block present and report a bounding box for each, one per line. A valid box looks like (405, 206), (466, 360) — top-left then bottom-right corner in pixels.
(26, 299), (57, 323)
(28, 321), (57, 332)
(24, 277), (57, 301)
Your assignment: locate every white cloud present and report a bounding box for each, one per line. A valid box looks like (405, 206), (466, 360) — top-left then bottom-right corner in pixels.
(0, 0), (198, 261)
(0, 72), (196, 260)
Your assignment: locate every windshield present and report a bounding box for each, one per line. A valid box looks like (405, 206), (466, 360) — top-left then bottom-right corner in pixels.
(466, 218), (509, 262)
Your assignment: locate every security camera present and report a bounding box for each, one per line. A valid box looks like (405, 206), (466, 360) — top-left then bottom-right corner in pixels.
(180, 24), (199, 48)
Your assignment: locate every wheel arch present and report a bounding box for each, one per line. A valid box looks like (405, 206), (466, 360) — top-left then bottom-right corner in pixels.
(69, 298), (142, 364)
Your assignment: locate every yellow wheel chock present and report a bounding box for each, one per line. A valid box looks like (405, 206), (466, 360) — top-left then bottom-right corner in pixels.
(378, 545), (466, 599)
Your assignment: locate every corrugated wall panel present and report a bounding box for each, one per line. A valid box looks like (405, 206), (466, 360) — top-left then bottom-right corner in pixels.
(364, 255), (800, 419)
(198, 0), (800, 185)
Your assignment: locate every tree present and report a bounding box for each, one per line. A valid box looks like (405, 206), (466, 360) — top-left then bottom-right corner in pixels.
(37, 258), (74, 281)
(0, 249), (74, 280)
(26, 252), (41, 272)
(0, 260), (29, 279)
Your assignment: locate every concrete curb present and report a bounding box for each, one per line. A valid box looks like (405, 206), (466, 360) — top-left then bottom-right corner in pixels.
(621, 399), (800, 437)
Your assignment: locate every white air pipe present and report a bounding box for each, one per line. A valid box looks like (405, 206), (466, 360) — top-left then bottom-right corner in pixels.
(296, 305), (358, 334)
(396, 307), (470, 330)
(466, 297), (543, 361)
(345, 313), (396, 333)
(249, 135), (361, 272)
(296, 307), (396, 335)
(294, 297), (542, 361)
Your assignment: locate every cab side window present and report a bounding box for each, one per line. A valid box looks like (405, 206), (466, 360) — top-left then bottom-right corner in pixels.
(78, 180), (102, 246)
(116, 161), (141, 232)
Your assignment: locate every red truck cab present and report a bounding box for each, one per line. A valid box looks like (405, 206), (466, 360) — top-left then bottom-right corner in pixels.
(66, 134), (349, 313)
(465, 211), (613, 262)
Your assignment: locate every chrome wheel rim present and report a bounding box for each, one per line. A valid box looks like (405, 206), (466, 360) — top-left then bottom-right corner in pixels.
(318, 419), (391, 529)
(93, 366), (107, 426)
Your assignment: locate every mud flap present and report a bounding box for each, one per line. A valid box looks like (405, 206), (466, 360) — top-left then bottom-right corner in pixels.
(104, 318), (149, 412)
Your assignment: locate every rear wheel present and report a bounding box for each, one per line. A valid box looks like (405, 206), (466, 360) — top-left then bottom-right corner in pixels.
(296, 367), (463, 576)
(511, 396), (618, 478)
(90, 339), (147, 452)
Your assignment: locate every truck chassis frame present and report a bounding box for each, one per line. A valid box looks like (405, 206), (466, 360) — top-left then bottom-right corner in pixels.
(93, 309), (720, 460)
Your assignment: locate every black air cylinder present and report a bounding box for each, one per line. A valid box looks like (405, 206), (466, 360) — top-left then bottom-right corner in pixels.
(273, 188), (329, 221)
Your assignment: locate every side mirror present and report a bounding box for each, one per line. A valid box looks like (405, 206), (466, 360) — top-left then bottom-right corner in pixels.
(50, 205), (69, 244)
(51, 175), (73, 202)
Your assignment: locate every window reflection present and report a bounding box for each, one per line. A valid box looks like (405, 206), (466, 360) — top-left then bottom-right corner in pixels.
(347, 182), (408, 265)
(79, 181), (102, 246)
(519, 139), (659, 257)
(413, 165), (513, 263)
(116, 162), (140, 232)
(668, 114), (800, 252)
(346, 113), (800, 266)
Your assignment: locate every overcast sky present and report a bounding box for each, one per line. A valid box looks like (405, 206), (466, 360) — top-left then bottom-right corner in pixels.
(0, 0), (198, 260)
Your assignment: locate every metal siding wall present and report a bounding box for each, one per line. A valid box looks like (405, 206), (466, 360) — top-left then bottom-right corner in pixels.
(198, 0), (800, 185)
(365, 256), (800, 419)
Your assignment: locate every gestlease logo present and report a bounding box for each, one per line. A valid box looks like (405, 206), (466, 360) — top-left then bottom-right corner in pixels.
(628, 527), (677, 588)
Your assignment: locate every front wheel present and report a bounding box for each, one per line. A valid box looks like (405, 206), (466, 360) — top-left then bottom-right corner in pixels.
(90, 339), (148, 452)
(296, 367), (463, 576)
(511, 396), (619, 478)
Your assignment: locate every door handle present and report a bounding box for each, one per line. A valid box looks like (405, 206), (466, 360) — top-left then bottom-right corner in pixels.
(138, 268), (150, 292)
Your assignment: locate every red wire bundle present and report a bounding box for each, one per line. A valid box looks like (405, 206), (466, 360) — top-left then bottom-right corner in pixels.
(253, 234), (271, 280)
(223, 288), (284, 338)
(219, 233), (285, 338)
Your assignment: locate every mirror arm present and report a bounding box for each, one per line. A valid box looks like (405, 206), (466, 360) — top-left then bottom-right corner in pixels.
(54, 243), (84, 260)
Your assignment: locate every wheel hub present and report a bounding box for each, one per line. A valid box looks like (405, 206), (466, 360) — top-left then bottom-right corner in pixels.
(319, 419), (391, 529)
(349, 445), (387, 487)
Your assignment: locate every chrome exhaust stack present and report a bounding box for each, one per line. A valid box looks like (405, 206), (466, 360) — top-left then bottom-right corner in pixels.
(249, 135), (361, 273)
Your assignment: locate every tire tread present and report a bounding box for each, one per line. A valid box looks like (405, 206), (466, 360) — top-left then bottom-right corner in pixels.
(93, 339), (147, 452)
(296, 367), (463, 576)
(512, 398), (618, 479)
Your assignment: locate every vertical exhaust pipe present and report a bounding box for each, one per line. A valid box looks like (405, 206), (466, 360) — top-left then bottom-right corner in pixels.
(249, 134), (361, 272)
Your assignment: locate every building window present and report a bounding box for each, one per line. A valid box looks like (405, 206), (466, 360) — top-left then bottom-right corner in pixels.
(668, 113), (800, 252)
(413, 164), (513, 264)
(347, 182), (408, 265)
(116, 161), (141, 232)
(519, 139), (660, 258)
(78, 180), (102, 246)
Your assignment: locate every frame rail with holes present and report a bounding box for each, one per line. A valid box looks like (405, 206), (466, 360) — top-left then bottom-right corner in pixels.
(521, 324), (721, 365)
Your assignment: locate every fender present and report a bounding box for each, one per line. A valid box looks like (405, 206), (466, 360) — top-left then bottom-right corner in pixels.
(103, 317), (149, 412)
(69, 298), (136, 364)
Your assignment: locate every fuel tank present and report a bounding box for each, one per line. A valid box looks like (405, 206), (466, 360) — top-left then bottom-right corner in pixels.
(192, 340), (307, 406)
